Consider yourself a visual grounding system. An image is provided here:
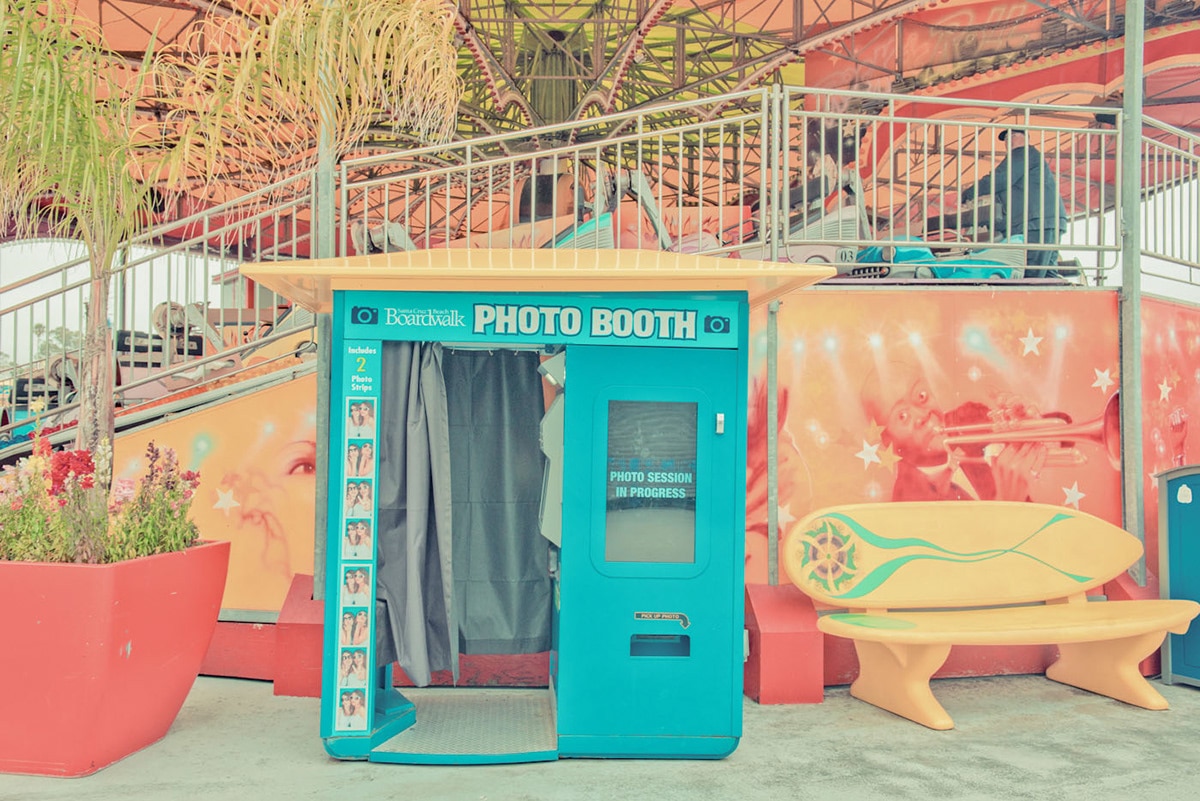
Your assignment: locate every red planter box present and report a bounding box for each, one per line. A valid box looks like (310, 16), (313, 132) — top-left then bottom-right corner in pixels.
(0, 540), (230, 777)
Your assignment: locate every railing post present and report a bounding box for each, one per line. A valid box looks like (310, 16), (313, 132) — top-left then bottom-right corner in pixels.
(768, 86), (784, 263)
(1119, 0), (1146, 584)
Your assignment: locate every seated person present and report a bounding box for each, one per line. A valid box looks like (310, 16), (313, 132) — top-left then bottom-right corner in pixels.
(517, 174), (576, 223)
(960, 128), (1068, 279)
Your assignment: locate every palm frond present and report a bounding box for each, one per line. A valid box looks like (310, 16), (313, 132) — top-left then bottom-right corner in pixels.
(0, 0), (462, 452)
(149, 0), (462, 198)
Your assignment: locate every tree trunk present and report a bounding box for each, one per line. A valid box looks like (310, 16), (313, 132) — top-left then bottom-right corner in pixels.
(78, 270), (115, 469)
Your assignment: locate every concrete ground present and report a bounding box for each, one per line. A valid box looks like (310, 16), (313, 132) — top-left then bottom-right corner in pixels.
(4, 674), (1200, 801)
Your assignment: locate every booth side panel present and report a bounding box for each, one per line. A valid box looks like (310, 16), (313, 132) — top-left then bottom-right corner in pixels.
(322, 292), (389, 757)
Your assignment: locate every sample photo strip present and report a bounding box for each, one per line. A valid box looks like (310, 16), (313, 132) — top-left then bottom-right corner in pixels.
(346, 399), (376, 439)
(345, 439), (376, 478)
(342, 519), (373, 561)
(344, 479), (375, 519)
(341, 565), (371, 607)
(337, 647), (369, 688)
(338, 607), (371, 647)
(335, 689), (368, 732)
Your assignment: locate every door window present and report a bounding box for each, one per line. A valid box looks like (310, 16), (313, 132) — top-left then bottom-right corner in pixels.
(604, 399), (698, 563)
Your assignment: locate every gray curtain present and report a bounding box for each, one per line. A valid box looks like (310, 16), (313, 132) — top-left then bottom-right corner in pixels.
(374, 342), (458, 686)
(442, 349), (551, 655)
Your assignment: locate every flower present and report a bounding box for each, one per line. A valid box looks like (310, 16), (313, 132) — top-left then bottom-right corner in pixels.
(0, 435), (201, 564)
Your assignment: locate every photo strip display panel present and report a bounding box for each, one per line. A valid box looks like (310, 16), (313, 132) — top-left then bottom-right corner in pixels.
(332, 339), (380, 734)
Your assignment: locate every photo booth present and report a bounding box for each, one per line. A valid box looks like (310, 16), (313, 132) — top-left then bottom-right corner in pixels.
(242, 249), (831, 764)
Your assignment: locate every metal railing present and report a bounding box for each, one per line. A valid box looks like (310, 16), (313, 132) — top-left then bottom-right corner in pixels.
(1140, 119), (1200, 286)
(4, 85), (1200, 443)
(783, 89), (1123, 280)
(1, 169), (318, 441)
(338, 87), (1129, 283)
(339, 90), (772, 262)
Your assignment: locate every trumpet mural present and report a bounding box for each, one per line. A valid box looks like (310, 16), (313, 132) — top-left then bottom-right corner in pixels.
(942, 391), (1122, 470)
(745, 288), (1123, 585)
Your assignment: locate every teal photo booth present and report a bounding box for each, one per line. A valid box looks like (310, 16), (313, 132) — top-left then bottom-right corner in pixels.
(239, 250), (832, 764)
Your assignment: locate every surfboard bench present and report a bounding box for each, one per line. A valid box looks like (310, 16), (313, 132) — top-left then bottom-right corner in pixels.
(781, 501), (1200, 730)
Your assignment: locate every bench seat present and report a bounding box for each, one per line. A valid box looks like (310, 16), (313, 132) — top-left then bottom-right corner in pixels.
(822, 600), (1198, 646)
(784, 502), (1200, 729)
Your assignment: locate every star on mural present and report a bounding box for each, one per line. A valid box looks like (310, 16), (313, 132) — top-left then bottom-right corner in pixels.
(1091, 368), (1115, 393)
(1159, 378), (1174, 402)
(213, 487), (241, 516)
(1062, 482), (1086, 510)
(864, 419), (886, 443)
(877, 443), (901, 472)
(855, 440), (881, 468)
(1020, 328), (1043, 356)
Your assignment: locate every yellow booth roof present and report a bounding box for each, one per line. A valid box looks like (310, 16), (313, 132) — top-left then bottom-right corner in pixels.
(239, 249), (834, 313)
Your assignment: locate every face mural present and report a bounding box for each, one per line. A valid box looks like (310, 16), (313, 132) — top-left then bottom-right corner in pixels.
(745, 289), (1123, 585)
(113, 374), (318, 612)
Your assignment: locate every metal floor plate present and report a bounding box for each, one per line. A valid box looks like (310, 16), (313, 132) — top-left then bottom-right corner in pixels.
(371, 688), (557, 764)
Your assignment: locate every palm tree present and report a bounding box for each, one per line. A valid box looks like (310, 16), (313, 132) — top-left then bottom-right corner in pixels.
(0, 0), (461, 456)
(1, 1), (160, 452)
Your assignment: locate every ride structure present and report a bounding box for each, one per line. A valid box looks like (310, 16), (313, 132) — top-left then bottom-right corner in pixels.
(1, 1), (1199, 705)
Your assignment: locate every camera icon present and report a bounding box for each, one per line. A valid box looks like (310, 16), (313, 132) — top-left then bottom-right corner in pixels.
(703, 315), (731, 335)
(350, 306), (379, 325)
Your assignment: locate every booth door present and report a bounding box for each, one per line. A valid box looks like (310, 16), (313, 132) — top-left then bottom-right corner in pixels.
(557, 344), (742, 754)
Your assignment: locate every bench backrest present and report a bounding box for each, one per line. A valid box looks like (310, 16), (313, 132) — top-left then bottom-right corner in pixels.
(782, 502), (1142, 610)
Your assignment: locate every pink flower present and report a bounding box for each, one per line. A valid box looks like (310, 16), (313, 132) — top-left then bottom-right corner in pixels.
(112, 478), (137, 503)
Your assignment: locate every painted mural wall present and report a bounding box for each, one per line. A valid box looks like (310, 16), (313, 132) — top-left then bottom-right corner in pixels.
(114, 374), (317, 613)
(745, 288), (1124, 586)
(115, 290), (1200, 621)
(1140, 296), (1200, 593)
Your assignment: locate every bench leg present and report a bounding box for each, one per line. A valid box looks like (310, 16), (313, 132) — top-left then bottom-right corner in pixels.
(1045, 632), (1170, 710)
(850, 641), (954, 730)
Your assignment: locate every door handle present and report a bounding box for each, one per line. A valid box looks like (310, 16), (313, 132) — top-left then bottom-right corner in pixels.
(716, 412), (725, 434)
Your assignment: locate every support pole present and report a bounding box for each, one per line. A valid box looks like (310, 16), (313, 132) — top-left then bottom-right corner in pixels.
(767, 300), (780, 586)
(765, 87), (785, 585)
(312, 124), (335, 601)
(1119, 0), (1146, 584)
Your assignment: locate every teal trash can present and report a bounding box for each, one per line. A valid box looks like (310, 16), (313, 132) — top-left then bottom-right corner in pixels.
(1158, 465), (1200, 687)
